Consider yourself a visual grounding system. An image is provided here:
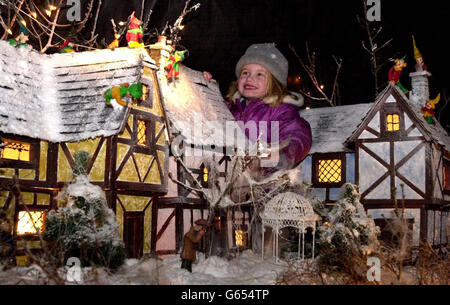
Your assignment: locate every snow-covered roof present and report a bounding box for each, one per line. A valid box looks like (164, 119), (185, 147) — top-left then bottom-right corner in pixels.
(157, 65), (246, 148)
(0, 41), (156, 142)
(346, 84), (450, 151)
(304, 84), (450, 155)
(299, 102), (374, 154)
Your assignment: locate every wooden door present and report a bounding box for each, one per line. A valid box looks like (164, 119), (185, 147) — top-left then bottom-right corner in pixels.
(123, 211), (144, 258)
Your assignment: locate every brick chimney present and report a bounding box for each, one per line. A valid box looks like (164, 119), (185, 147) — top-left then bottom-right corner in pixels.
(409, 70), (431, 108)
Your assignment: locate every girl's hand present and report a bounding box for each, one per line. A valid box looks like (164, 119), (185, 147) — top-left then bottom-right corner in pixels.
(203, 71), (213, 82)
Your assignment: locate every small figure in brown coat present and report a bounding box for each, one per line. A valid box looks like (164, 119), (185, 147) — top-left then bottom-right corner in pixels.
(180, 219), (208, 272)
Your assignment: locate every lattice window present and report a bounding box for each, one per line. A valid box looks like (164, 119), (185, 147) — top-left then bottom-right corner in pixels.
(1, 139), (31, 161)
(137, 120), (147, 145)
(318, 159), (342, 183)
(386, 113), (400, 131)
(16, 211), (45, 235)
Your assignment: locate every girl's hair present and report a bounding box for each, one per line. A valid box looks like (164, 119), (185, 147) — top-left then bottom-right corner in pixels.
(226, 69), (292, 107)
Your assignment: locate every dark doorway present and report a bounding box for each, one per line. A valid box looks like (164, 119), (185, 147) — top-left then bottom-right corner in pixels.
(124, 211), (144, 258)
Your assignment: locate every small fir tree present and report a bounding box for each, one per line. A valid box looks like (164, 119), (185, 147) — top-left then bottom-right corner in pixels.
(43, 151), (126, 270)
(316, 183), (380, 274)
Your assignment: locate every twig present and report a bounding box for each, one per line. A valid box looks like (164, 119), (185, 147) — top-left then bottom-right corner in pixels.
(289, 43), (341, 106)
(89, 0), (102, 45)
(140, 0), (146, 21)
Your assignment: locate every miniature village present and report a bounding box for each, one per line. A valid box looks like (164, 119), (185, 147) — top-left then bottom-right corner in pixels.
(0, 1), (448, 285)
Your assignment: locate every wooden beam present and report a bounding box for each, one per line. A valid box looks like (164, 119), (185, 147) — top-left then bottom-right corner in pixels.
(361, 171), (390, 199)
(155, 208), (176, 242)
(150, 197), (158, 254)
(359, 143), (390, 169)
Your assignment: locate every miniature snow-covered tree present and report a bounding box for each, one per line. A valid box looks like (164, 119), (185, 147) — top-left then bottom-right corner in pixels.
(316, 183), (380, 276)
(43, 151), (126, 270)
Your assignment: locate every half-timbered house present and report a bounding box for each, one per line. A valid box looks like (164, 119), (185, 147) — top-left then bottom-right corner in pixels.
(299, 72), (449, 248)
(0, 40), (249, 260)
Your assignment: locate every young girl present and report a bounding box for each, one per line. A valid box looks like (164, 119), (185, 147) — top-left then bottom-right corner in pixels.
(205, 43), (312, 178)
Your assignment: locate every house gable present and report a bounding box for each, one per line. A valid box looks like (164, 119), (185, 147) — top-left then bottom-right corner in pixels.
(347, 84), (450, 150)
(346, 85), (430, 145)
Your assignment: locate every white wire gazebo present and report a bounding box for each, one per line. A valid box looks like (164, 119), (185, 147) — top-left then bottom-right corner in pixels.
(261, 192), (319, 263)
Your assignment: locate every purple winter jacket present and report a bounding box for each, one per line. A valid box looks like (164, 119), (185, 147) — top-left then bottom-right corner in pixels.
(226, 92), (312, 169)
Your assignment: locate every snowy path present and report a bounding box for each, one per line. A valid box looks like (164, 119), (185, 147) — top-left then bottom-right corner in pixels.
(0, 251), (289, 285)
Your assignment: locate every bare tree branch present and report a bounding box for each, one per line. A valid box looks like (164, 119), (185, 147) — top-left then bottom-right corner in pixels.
(289, 43), (342, 107)
(358, 0), (393, 95)
(89, 0), (103, 45)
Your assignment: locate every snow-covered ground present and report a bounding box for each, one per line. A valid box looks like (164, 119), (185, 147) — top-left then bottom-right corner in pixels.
(0, 250), (291, 285)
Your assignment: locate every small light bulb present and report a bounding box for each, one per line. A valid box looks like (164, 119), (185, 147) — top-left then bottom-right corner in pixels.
(31, 12), (37, 18)
(178, 25), (184, 30)
(119, 21), (126, 26)
(305, 107), (311, 110)
(7, 28), (12, 35)
(49, 4), (57, 11)
(320, 84), (325, 89)
(45, 9), (52, 17)
(20, 20), (27, 26)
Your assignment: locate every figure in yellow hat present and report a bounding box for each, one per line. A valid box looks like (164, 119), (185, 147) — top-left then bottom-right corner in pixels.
(420, 93), (440, 124)
(412, 35), (427, 72)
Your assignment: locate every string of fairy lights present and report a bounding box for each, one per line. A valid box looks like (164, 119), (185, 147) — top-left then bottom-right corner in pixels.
(1, 0), (189, 51)
(2, 0), (112, 50)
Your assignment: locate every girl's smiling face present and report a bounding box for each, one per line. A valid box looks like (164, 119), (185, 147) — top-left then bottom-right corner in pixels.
(237, 64), (268, 99)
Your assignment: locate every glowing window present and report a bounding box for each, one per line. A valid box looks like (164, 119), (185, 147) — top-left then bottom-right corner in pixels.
(203, 167), (208, 183)
(137, 120), (147, 145)
(200, 165), (210, 188)
(17, 211), (45, 235)
(234, 229), (247, 247)
(318, 159), (342, 183)
(1, 139), (30, 161)
(386, 114), (400, 131)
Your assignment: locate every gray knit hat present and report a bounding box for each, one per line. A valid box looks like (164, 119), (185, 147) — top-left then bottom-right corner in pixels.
(235, 43), (288, 86)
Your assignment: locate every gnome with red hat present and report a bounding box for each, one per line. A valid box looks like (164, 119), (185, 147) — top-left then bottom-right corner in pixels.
(126, 11), (144, 48)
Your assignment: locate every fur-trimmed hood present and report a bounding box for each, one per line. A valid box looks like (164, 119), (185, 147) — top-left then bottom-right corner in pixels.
(231, 91), (304, 107)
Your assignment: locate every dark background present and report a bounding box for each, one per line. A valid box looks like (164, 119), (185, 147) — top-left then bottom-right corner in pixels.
(95, 0), (449, 130)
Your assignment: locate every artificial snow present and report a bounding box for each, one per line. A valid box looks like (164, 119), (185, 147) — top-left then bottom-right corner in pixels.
(0, 250), (289, 285)
(299, 102), (374, 154)
(0, 41), (154, 143)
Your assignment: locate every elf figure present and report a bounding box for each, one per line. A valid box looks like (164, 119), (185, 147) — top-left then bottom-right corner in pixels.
(421, 93), (440, 124)
(412, 35), (427, 72)
(104, 82), (143, 110)
(59, 39), (75, 53)
(165, 50), (187, 80)
(388, 57), (408, 94)
(9, 21), (29, 48)
(126, 11), (144, 48)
